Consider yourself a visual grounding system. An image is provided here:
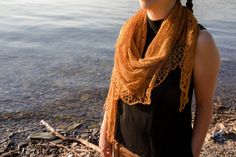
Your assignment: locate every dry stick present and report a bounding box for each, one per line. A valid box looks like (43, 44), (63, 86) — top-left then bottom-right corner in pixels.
(40, 120), (101, 153)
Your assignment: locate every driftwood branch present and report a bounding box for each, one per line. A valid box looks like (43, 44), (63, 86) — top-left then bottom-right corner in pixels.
(40, 120), (101, 153)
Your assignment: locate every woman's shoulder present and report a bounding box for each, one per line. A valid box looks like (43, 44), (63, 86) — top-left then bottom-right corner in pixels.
(194, 23), (220, 76)
(195, 23), (219, 63)
(196, 25), (216, 53)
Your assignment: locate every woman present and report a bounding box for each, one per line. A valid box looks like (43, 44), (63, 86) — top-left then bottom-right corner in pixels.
(99, 0), (220, 157)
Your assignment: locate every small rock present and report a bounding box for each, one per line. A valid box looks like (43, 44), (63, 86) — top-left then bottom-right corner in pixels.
(71, 142), (78, 147)
(17, 142), (27, 149)
(51, 139), (63, 144)
(64, 122), (83, 133)
(205, 133), (211, 143)
(80, 94), (90, 101)
(213, 130), (226, 143)
(233, 125), (236, 133)
(92, 128), (99, 136)
(80, 132), (89, 138)
(28, 132), (57, 140)
(87, 123), (100, 129)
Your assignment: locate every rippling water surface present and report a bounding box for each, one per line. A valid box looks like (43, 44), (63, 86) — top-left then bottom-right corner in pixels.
(0, 0), (235, 112)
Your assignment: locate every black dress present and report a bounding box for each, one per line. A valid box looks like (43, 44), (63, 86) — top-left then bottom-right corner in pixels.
(114, 14), (206, 157)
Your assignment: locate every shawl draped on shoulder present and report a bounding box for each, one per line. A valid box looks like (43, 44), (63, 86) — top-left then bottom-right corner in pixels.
(103, 1), (200, 145)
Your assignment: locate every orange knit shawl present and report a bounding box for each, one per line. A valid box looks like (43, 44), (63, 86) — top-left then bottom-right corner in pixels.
(103, 1), (200, 145)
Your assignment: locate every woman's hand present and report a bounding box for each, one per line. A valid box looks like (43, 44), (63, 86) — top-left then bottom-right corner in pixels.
(99, 111), (112, 157)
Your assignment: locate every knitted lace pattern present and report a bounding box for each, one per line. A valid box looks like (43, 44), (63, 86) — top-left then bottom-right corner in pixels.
(103, 1), (200, 145)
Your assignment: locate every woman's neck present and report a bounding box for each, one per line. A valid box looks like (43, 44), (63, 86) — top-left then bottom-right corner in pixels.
(146, 0), (177, 21)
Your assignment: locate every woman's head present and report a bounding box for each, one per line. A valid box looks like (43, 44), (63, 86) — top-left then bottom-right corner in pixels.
(138, 0), (193, 13)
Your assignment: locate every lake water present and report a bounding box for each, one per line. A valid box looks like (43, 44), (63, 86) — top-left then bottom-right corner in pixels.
(0, 0), (235, 112)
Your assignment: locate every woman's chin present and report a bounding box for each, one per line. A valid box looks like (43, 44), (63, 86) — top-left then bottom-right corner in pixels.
(139, 0), (156, 10)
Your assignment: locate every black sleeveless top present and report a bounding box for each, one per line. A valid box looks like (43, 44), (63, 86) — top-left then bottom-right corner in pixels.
(115, 14), (206, 157)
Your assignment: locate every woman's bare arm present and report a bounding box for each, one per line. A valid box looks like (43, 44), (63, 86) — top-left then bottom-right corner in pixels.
(191, 29), (221, 157)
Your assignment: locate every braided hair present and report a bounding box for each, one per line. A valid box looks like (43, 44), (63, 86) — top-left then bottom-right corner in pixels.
(177, 0), (193, 13)
(186, 0), (193, 13)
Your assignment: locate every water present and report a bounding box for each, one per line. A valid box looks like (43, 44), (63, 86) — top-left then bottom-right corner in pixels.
(0, 0), (235, 112)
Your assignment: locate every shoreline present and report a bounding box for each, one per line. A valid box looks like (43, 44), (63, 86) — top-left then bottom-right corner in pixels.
(0, 60), (235, 156)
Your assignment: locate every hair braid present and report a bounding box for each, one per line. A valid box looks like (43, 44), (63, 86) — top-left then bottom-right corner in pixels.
(186, 0), (193, 13)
